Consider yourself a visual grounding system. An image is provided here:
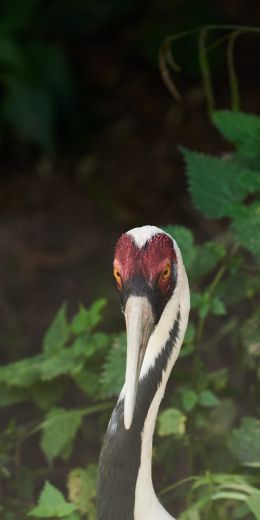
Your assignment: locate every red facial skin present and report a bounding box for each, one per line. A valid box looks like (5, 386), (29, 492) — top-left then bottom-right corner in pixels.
(113, 233), (177, 294)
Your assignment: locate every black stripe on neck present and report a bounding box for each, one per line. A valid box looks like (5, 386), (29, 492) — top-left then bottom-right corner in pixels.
(96, 311), (180, 520)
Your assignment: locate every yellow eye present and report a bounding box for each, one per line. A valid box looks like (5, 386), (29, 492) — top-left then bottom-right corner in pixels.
(113, 267), (121, 283)
(161, 264), (171, 281)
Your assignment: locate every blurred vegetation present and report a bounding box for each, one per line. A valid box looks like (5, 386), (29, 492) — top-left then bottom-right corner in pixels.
(0, 110), (259, 518)
(0, 1), (260, 518)
(1, 0), (257, 155)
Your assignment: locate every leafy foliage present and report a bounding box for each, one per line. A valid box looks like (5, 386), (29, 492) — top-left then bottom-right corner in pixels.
(158, 408), (186, 436)
(28, 481), (77, 518)
(212, 110), (260, 158)
(227, 418), (260, 465)
(40, 408), (85, 463)
(181, 147), (258, 219)
(1, 110), (260, 519)
(67, 465), (97, 518)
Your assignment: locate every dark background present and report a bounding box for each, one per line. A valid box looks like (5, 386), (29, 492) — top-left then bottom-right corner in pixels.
(0, 0), (259, 365)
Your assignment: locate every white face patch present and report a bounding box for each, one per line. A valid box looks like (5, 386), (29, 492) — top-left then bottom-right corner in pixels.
(127, 225), (163, 248)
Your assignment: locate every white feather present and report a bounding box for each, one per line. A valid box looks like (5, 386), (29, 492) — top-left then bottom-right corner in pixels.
(127, 225), (162, 248)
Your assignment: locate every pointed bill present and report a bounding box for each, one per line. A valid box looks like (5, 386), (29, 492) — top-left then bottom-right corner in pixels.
(124, 296), (154, 430)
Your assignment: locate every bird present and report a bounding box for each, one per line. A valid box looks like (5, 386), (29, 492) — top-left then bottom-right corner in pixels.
(97, 225), (190, 520)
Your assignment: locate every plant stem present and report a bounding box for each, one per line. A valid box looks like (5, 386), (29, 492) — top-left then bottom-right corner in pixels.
(198, 29), (215, 113)
(159, 475), (197, 496)
(195, 242), (239, 348)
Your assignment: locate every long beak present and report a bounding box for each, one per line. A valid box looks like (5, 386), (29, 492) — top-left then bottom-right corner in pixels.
(124, 295), (154, 430)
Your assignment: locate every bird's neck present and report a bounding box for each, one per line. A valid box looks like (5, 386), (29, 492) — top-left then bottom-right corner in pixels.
(135, 279), (189, 519)
(97, 272), (190, 520)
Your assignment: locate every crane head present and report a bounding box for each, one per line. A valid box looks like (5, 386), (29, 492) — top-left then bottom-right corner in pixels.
(113, 225), (179, 430)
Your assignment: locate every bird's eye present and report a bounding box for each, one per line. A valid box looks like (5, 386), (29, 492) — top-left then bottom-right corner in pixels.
(161, 264), (171, 281)
(113, 268), (121, 283)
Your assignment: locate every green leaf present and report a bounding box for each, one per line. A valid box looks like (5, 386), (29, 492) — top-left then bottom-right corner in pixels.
(213, 111), (260, 158)
(71, 331), (109, 358)
(227, 417), (260, 465)
(65, 514), (81, 520)
(43, 303), (70, 354)
(191, 292), (210, 319)
(212, 490), (247, 502)
(180, 388), (198, 412)
(198, 390), (220, 408)
(207, 368), (228, 391)
(101, 333), (126, 397)
(40, 349), (83, 381)
(232, 202), (260, 256)
(28, 481), (77, 518)
(164, 225), (196, 270)
(0, 383), (30, 407)
(193, 241), (226, 279)
(68, 464), (97, 517)
(70, 299), (106, 335)
(210, 297), (226, 316)
(0, 354), (44, 388)
(73, 369), (101, 398)
(157, 408), (186, 437)
(181, 147), (257, 219)
(247, 493), (260, 520)
(40, 408), (84, 463)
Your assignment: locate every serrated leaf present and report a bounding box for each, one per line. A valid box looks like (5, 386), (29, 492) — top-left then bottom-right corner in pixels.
(198, 390), (220, 408)
(43, 303), (70, 354)
(164, 225), (196, 270)
(73, 369), (101, 398)
(181, 147), (257, 219)
(0, 354), (44, 388)
(28, 481), (77, 518)
(71, 331), (109, 358)
(232, 202), (260, 256)
(157, 408), (186, 436)
(40, 349), (83, 381)
(40, 408), (84, 463)
(101, 333), (126, 397)
(213, 111), (260, 158)
(67, 464), (97, 517)
(227, 417), (260, 465)
(70, 299), (106, 335)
